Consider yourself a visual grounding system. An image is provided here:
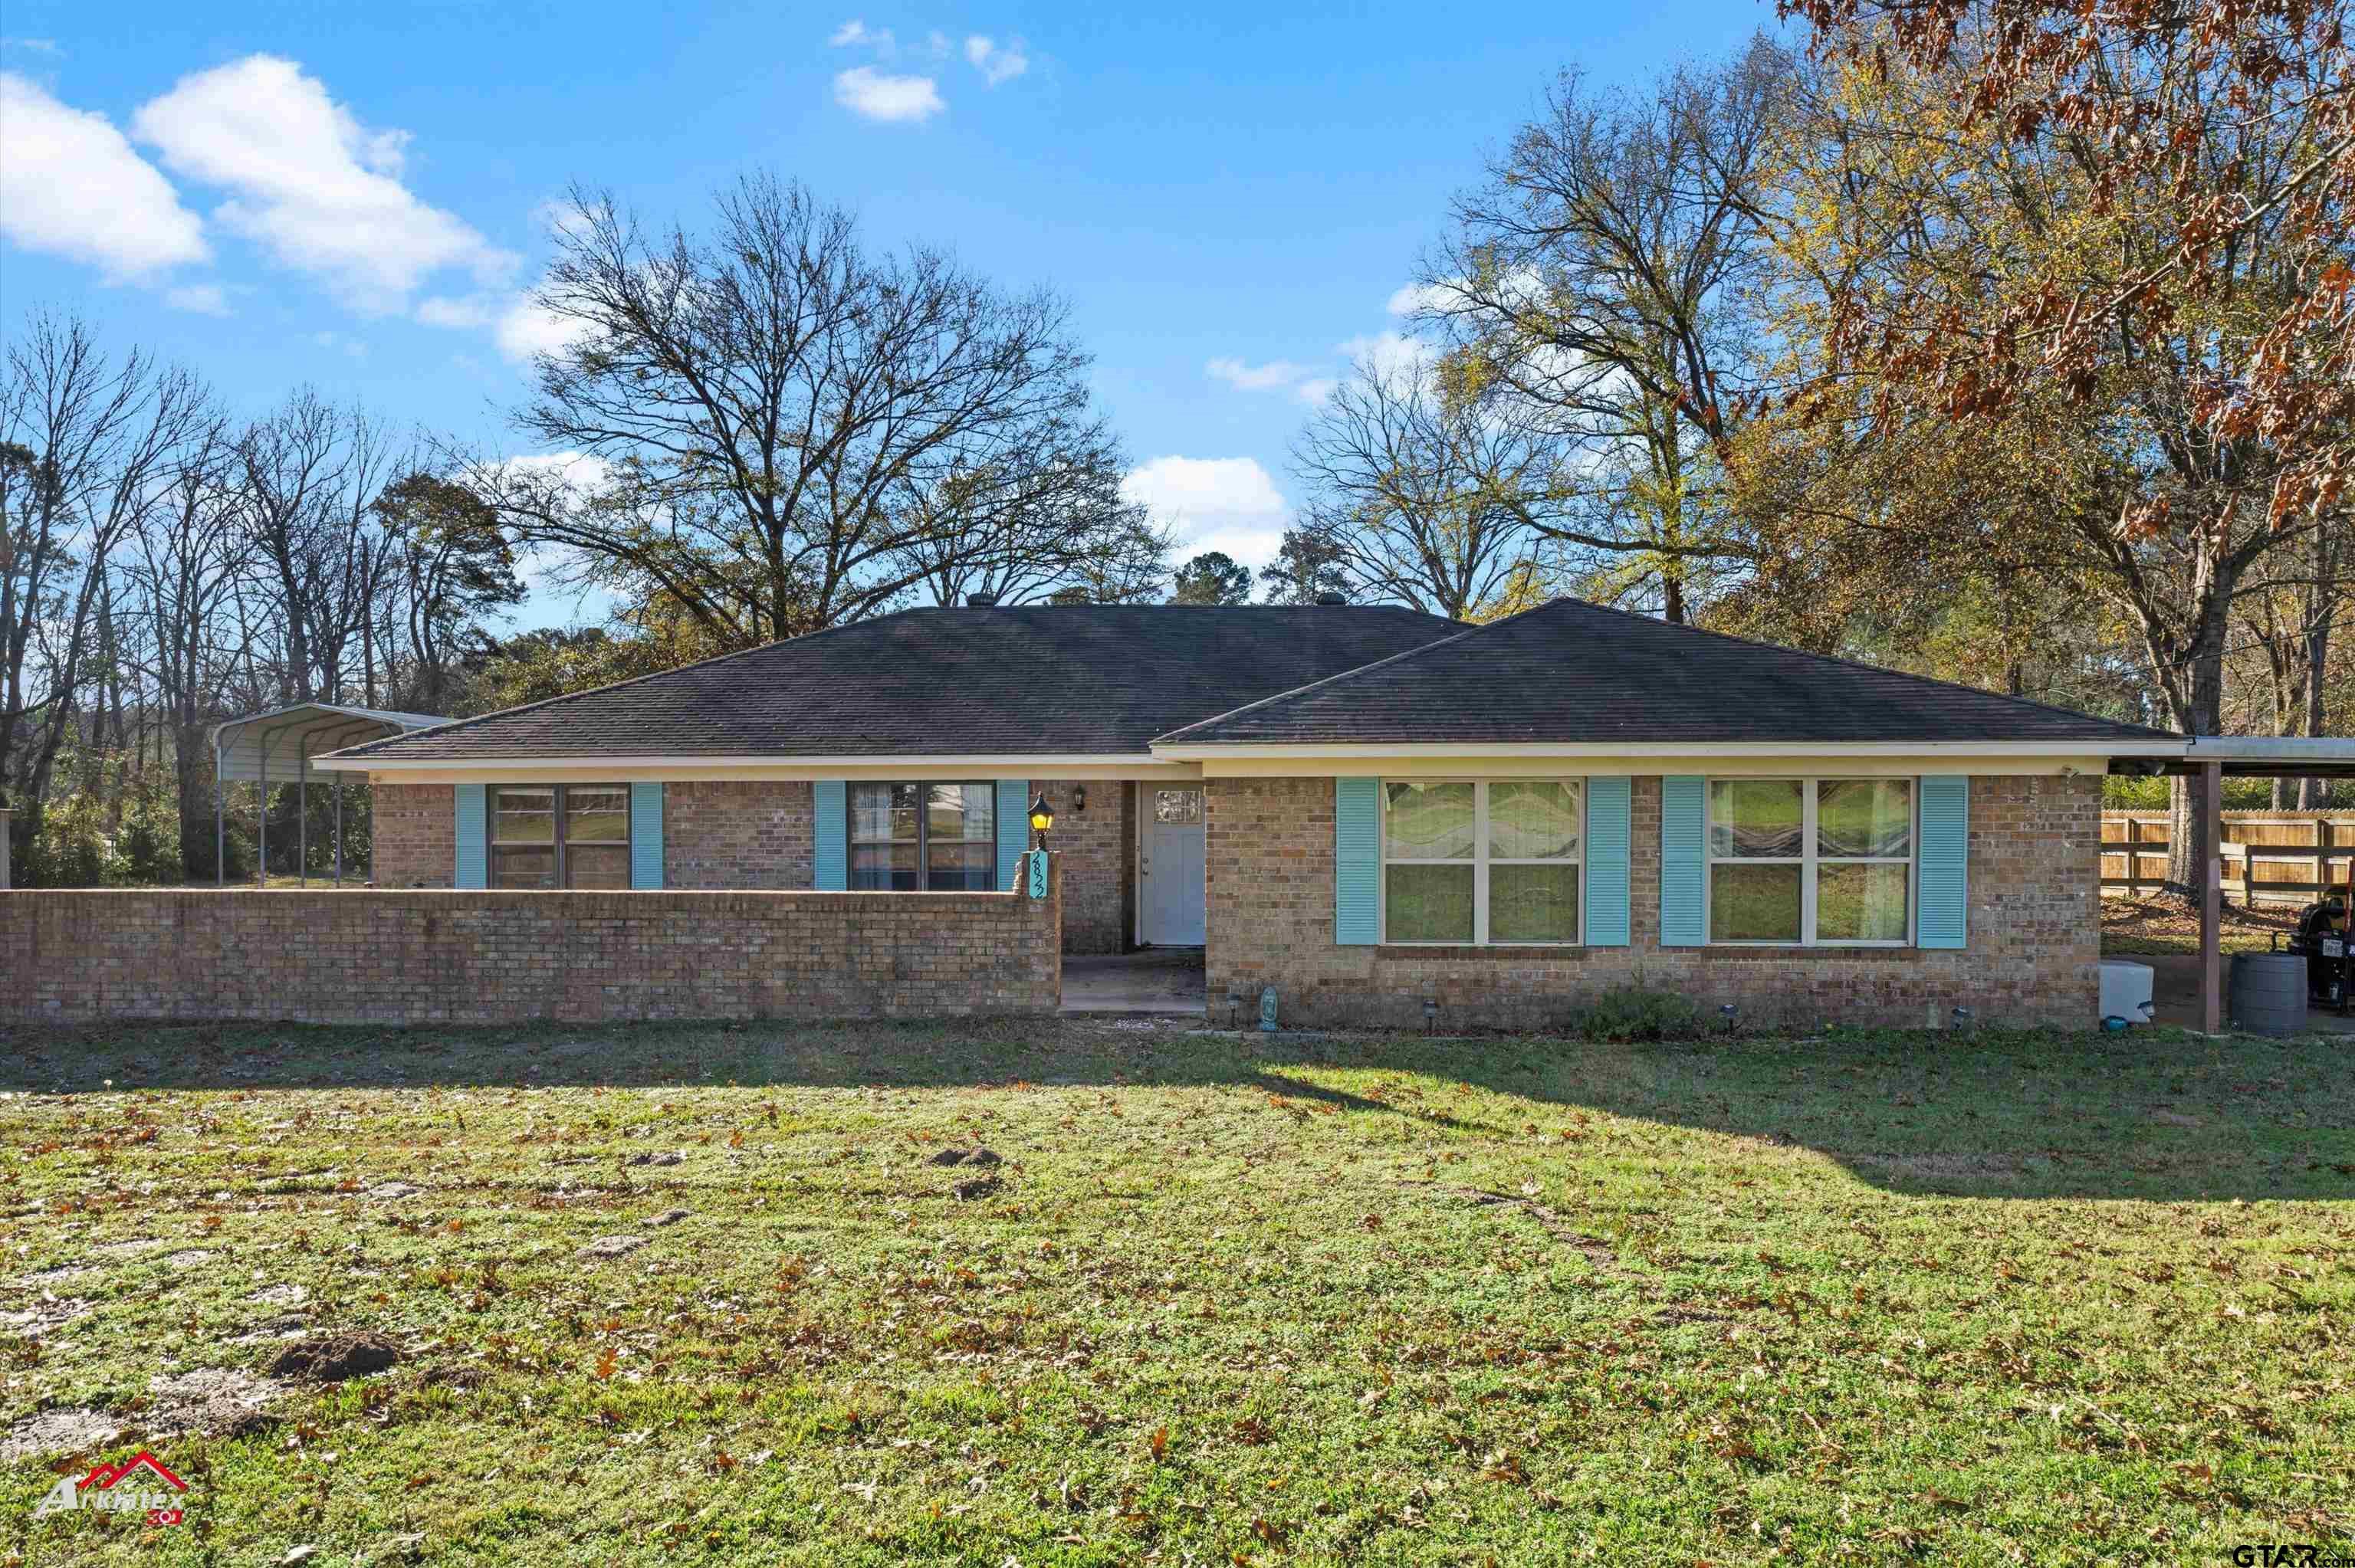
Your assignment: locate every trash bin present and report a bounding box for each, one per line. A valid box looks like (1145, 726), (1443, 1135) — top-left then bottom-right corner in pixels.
(2229, 952), (2306, 1035)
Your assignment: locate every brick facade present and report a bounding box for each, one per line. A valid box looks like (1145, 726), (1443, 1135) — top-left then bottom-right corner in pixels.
(662, 781), (815, 889)
(1033, 779), (1135, 953)
(371, 782), (457, 888)
(370, 779), (1128, 955)
(2, 861), (1062, 1025)
(1204, 773), (2103, 1030)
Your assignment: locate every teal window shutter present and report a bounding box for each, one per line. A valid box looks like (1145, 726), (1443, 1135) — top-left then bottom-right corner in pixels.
(1335, 777), (1380, 945)
(629, 782), (663, 889)
(995, 779), (1028, 891)
(454, 784), (487, 889)
(1917, 776), (1969, 948)
(814, 779), (847, 890)
(1584, 776), (1631, 946)
(1659, 775), (1706, 946)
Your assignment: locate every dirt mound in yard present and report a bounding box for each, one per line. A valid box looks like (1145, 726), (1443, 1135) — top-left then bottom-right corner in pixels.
(265, 1330), (402, 1383)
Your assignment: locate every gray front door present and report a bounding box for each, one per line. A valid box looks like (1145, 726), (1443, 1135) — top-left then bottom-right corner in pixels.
(1138, 786), (1206, 946)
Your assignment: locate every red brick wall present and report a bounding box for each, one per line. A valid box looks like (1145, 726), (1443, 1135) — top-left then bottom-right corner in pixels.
(1204, 773), (2102, 1030)
(2, 862), (1063, 1025)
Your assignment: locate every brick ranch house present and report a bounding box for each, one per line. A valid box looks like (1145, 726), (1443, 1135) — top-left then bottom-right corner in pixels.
(309, 597), (2198, 1029)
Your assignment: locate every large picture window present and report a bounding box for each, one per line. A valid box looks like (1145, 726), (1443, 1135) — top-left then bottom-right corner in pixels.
(1381, 780), (1581, 945)
(490, 784), (630, 889)
(849, 782), (997, 891)
(1706, 778), (1913, 945)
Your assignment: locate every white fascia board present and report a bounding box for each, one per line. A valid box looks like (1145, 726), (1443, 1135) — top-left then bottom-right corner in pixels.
(313, 753), (1186, 774)
(1151, 740), (2190, 761)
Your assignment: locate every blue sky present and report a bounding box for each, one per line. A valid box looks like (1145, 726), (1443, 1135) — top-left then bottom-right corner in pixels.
(0, 0), (1775, 628)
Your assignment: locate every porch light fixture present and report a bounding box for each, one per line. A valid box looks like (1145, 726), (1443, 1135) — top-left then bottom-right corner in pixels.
(1029, 791), (1054, 849)
(1072, 785), (1087, 813)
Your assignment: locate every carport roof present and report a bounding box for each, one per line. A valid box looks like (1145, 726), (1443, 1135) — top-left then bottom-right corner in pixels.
(212, 704), (448, 783)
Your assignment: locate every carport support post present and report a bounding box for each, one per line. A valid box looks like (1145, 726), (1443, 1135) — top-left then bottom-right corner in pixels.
(2201, 759), (2223, 1034)
(214, 734), (225, 887)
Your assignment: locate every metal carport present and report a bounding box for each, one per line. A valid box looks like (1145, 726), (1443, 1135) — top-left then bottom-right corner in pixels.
(211, 704), (447, 886)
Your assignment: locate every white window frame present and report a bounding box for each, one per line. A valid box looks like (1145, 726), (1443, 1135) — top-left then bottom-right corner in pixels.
(1378, 779), (1584, 946)
(1704, 776), (1917, 947)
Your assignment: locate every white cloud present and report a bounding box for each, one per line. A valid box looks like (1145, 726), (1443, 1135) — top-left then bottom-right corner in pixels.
(0, 71), (208, 281)
(1206, 356), (1310, 392)
(964, 35), (1029, 86)
(415, 290), (593, 365)
(829, 19), (893, 50)
(494, 297), (593, 363)
(1292, 376), (1337, 407)
(415, 294), (494, 330)
(1121, 455), (1289, 571)
(1385, 280), (1464, 317)
(130, 54), (517, 314)
(2, 37), (62, 55)
(1337, 329), (1435, 380)
(833, 66), (944, 123)
(310, 329), (366, 360)
(163, 282), (230, 315)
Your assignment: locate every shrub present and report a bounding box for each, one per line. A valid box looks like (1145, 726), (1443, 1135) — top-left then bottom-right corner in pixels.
(1563, 979), (1706, 1042)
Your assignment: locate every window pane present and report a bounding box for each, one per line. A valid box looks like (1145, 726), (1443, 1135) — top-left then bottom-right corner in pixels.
(1155, 788), (1203, 824)
(1384, 863), (1473, 942)
(492, 787), (554, 844)
(567, 843), (631, 890)
(491, 845), (556, 889)
(928, 782), (994, 844)
(1709, 780), (1804, 858)
(850, 784), (896, 844)
(928, 841), (994, 891)
(1711, 862), (1802, 941)
(1488, 781), (1581, 860)
(1384, 782), (1474, 860)
(1491, 863), (1579, 943)
(851, 843), (917, 891)
(1818, 779), (1913, 858)
(1818, 861), (1910, 942)
(567, 786), (629, 845)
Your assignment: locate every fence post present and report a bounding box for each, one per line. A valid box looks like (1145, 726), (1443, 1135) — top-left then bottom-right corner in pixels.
(2123, 815), (2139, 899)
(2318, 818), (2331, 906)
(0, 806), (11, 890)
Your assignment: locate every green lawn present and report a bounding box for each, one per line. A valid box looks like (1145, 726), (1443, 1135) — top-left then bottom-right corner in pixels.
(2, 1018), (2350, 1564)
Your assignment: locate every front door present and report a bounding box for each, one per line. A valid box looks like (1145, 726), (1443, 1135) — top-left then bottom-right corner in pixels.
(1138, 786), (1207, 946)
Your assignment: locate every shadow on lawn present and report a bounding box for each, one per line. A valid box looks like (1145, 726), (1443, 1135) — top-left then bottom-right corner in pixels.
(2, 1016), (2349, 1203)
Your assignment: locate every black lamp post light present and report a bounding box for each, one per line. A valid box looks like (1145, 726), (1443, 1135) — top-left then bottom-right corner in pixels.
(1028, 791), (1054, 851)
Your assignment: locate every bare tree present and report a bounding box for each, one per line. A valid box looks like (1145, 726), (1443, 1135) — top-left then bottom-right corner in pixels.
(124, 410), (248, 873)
(1421, 35), (1791, 619)
(465, 173), (1134, 646)
(1289, 353), (1552, 619)
(2, 314), (209, 857)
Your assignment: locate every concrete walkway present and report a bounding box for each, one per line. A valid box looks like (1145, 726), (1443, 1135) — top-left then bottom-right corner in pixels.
(1062, 950), (1207, 1015)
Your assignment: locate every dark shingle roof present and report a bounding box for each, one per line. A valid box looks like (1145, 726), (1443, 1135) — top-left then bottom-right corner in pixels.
(333, 605), (1466, 761)
(1155, 599), (2179, 746)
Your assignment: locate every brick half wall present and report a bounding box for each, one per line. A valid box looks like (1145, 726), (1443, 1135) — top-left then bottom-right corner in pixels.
(1204, 774), (2101, 1031)
(2, 860), (1063, 1026)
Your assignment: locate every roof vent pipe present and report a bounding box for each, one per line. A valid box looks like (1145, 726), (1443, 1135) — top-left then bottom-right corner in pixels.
(967, 592), (997, 607)
(1314, 592), (1348, 606)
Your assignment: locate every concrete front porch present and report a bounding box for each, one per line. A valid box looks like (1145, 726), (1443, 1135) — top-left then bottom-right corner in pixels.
(1060, 948), (1206, 1015)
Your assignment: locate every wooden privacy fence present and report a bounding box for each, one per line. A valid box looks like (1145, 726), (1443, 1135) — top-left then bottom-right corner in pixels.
(2102, 811), (2355, 906)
